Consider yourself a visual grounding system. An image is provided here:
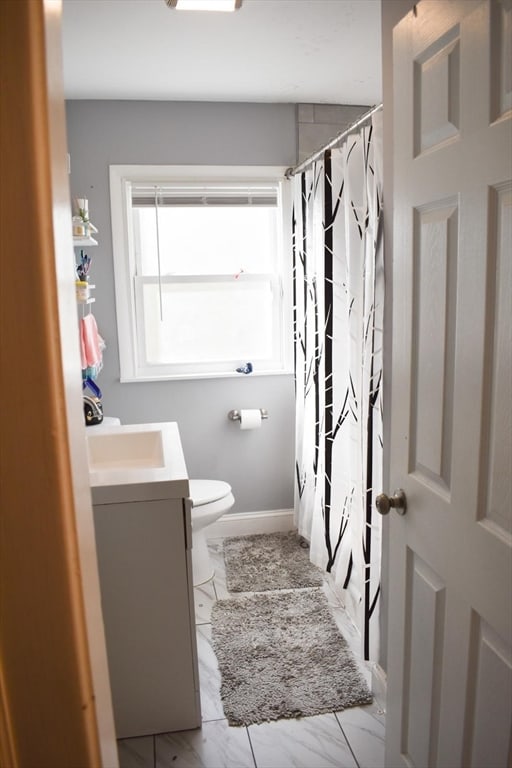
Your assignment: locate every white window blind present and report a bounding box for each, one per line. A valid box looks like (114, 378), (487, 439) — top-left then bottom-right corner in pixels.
(131, 185), (278, 207)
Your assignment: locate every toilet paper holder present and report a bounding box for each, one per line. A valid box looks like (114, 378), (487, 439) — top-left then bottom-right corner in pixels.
(228, 409), (268, 422)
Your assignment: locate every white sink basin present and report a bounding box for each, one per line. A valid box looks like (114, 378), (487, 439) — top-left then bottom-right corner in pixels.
(86, 423), (190, 512)
(87, 429), (166, 471)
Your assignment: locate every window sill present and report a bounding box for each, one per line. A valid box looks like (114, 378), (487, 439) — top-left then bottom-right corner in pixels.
(120, 368), (294, 383)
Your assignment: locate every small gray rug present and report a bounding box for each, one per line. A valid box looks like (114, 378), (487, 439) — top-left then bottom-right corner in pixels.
(211, 589), (373, 726)
(223, 531), (324, 592)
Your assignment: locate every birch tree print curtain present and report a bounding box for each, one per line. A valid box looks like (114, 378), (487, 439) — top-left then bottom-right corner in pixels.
(293, 112), (384, 662)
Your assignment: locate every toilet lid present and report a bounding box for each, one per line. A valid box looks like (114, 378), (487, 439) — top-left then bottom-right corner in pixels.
(189, 479), (232, 506)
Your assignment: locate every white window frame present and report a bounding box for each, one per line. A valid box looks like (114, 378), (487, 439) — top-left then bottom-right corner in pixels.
(109, 164), (293, 381)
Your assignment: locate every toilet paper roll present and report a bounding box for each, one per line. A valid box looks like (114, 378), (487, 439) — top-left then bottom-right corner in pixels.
(239, 409), (262, 430)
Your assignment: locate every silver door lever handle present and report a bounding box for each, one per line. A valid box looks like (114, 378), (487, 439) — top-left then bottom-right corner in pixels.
(376, 489), (407, 516)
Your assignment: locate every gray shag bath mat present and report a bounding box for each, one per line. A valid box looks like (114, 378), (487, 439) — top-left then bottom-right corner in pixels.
(223, 531), (324, 592)
(211, 589), (373, 726)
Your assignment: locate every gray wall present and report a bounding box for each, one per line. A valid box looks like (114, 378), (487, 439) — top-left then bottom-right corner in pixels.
(66, 100), (297, 514)
(297, 103), (370, 163)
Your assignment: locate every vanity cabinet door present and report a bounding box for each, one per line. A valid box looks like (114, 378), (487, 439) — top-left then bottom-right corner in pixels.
(93, 497), (201, 738)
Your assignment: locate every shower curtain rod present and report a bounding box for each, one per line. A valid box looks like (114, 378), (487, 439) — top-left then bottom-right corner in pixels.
(284, 103), (383, 179)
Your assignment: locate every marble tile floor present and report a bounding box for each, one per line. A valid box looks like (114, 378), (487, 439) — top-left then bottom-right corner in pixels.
(117, 538), (385, 768)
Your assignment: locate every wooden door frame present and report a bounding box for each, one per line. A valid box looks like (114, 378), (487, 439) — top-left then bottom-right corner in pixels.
(0, 2), (117, 765)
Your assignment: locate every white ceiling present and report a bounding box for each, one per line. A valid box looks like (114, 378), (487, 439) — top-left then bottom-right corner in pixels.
(61, 0), (382, 104)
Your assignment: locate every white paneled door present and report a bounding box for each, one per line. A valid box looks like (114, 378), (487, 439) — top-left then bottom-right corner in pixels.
(386, 2), (512, 766)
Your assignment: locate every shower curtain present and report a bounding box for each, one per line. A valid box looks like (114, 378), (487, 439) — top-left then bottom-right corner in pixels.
(292, 112), (384, 662)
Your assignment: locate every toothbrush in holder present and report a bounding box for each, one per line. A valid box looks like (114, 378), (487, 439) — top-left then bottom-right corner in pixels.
(77, 250), (91, 281)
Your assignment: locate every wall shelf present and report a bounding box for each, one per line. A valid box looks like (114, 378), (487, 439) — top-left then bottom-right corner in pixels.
(73, 236), (98, 247)
(76, 283), (96, 304)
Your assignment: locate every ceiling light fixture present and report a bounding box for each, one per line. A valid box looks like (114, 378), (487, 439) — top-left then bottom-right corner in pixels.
(166, 0), (241, 11)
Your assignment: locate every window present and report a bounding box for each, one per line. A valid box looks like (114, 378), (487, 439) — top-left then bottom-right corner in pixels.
(110, 165), (292, 381)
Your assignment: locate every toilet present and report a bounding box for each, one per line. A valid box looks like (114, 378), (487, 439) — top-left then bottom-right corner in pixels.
(189, 479), (235, 587)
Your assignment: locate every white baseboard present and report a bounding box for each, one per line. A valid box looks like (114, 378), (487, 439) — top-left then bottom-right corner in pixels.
(206, 508), (295, 539)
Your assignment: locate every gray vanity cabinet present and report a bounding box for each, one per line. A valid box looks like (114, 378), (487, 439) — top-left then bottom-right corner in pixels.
(93, 494), (201, 738)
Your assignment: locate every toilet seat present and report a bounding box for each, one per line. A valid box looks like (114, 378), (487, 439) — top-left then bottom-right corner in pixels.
(189, 479), (232, 506)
